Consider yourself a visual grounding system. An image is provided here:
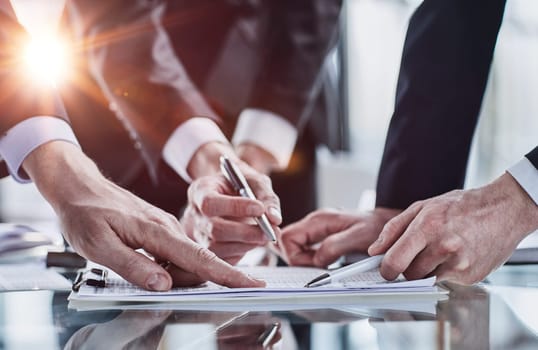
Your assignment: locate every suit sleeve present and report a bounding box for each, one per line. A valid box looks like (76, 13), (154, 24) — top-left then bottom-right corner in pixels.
(0, 0), (68, 177)
(247, 0), (342, 129)
(527, 147), (538, 169)
(67, 0), (219, 179)
(375, 0), (507, 209)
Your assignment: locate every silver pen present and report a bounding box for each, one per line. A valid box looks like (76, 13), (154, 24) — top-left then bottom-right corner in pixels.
(304, 254), (385, 288)
(219, 155), (277, 242)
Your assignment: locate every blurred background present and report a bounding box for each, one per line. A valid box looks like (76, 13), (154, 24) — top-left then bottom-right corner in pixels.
(1, 0), (537, 220)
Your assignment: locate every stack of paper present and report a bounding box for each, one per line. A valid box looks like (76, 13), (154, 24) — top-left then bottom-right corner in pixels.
(69, 266), (446, 310)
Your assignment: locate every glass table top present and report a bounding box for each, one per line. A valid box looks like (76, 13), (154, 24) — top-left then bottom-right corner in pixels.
(0, 265), (537, 349)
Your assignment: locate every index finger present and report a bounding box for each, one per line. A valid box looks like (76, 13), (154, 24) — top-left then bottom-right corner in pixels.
(144, 229), (265, 288)
(189, 177), (265, 218)
(368, 201), (425, 256)
(379, 216), (429, 280)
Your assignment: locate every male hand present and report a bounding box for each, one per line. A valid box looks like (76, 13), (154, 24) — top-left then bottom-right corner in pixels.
(182, 142), (282, 264)
(279, 208), (401, 267)
(181, 165), (282, 265)
(368, 173), (538, 284)
(23, 141), (265, 291)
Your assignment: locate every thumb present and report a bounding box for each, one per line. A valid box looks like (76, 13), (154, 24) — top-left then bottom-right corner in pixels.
(96, 244), (172, 291)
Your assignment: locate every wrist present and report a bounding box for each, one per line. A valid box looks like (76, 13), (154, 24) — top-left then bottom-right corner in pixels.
(186, 141), (238, 179)
(236, 143), (279, 175)
(488, 172), (538, 241)
(22, 141), (103, 208)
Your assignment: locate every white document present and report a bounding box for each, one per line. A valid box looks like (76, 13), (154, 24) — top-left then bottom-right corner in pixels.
(0, 264), (72, 291)
(69, 265), (444, 306)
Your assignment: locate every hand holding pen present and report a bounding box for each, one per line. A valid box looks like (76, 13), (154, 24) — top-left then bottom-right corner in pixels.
(181, 155), (282, 265)
(220, 156), (278, 242)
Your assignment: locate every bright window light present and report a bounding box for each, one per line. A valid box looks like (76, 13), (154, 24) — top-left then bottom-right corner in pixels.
(23, 35), (70, 86)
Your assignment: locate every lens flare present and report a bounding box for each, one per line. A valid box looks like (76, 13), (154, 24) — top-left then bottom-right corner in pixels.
(23, 35), (70, 86)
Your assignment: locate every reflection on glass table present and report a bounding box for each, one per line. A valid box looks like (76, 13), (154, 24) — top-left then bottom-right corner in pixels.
(65, 310), (285, 350)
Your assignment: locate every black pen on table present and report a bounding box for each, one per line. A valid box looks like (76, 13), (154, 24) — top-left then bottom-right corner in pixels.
(219, 155), (277, 242)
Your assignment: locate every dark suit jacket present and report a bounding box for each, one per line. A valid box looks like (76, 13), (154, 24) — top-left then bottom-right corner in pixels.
(528, 147), (538, 167)
(66, 0), (343, 181)
(163, 1), (343, 137)
(374, 0), (538, 209)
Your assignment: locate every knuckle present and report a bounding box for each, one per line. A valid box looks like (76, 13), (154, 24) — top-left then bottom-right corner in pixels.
(417, 220), (435, 235)
(199, 196), (215, 215)
(259, 174), (272, 186)
(453, 257), (471, 272)
(231, 200), (245, 214)
(382, 218), (399, 235)
(417, 212), (440, 233)
(438, 237), (463, 255)
(248, 173), (270, 187)
(309, 209), (329, 223)
(208, 219), (225, 240)
(194, 246), (218, 265)
(119, 257), (140, 278)
(187, 180), (200, 200)
(164, 212), (178, 224)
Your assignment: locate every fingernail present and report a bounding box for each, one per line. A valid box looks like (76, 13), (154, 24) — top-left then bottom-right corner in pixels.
(147, 274), (169, 291)
(269, 207), (282, 223)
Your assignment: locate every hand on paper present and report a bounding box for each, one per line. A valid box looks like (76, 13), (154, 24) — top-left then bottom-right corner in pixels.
(279, 208), (401, 267)
(23, 141), (265, 291)
(368, 173), (538, 284)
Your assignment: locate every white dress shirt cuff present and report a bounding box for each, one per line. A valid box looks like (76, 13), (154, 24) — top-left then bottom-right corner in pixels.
(0, 116), (79, 183)
(508, 157), (538, 206)
(232, 109), (298, 170)
(163, 117), (229, 183)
